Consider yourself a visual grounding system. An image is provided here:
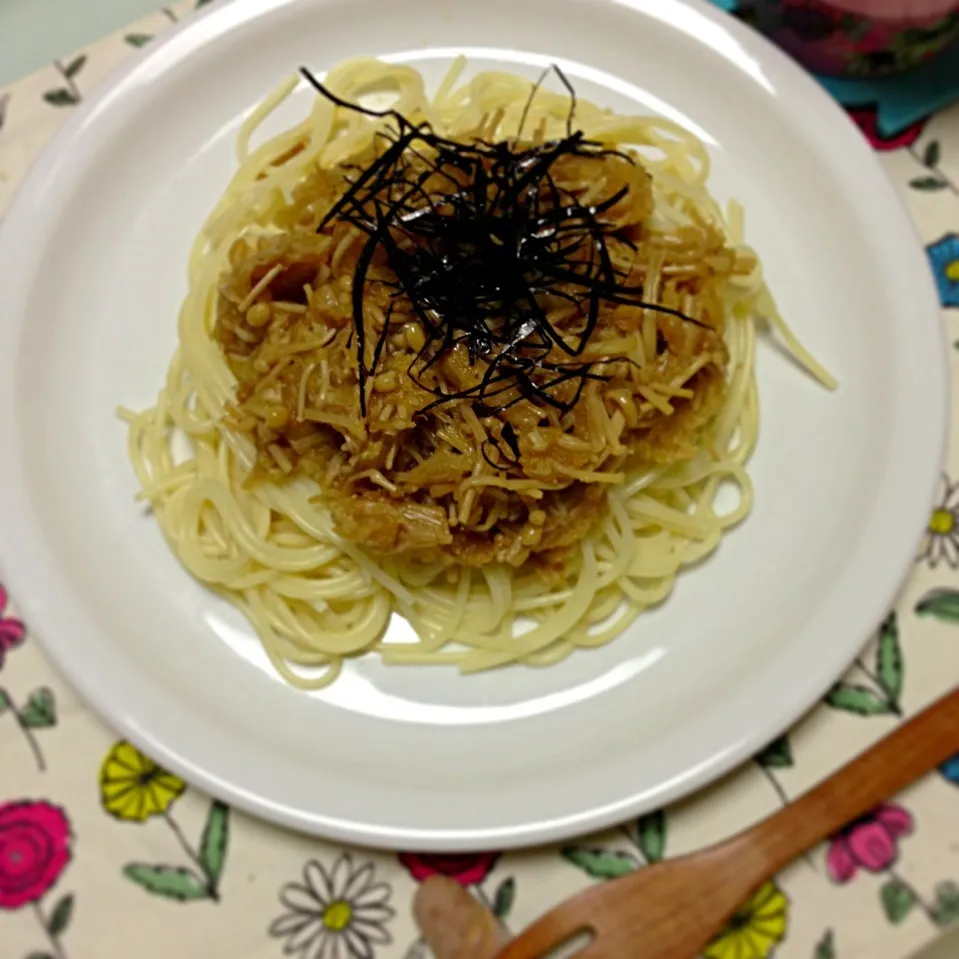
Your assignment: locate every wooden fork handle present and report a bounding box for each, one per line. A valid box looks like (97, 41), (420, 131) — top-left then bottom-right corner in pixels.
(494, 686), (959, 959)
(726, 685), (959, 880)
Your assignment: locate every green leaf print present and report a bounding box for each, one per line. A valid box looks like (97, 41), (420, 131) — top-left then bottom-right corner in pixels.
(756, 735), (793, 769)
(199, 801), (230, 889)
(925, 141), (942, 168)
(910, 177), (947, 191)
(123, 864), (210, 901)
(125, 33), (154, 47)
(0, 689), (10, 714)
(63, 55), (86, 79)
(0, 93), (9, 133)
(824, 684), (894, 716)
(42, 89), (79, 107)
(25, 953), (56, 959)
(932, 881), (959, 927)
(880, 878), (917, 925)
(561, 847), (636, 880)
(814, 930), (835, 959)
(492, 877), (515, 920)
(47, 893), (74, 936)
(916, 589), (959, 623)
(876, 614), (903, 709)
(20, 687), (56, 727)
(636, 810), (666, 863)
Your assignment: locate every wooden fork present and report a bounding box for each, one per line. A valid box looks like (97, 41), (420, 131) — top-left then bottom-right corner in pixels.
(416, 686), (959, 959)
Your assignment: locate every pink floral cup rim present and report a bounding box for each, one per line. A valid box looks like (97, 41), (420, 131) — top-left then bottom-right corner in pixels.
(827, 0), (959, 17)
(751, 0), (959, 76)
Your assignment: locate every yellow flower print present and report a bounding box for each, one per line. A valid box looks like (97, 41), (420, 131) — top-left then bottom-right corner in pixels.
(99, 741), (185, 822)
(703, 882), (788, 959)
(100, 743), (232, 904)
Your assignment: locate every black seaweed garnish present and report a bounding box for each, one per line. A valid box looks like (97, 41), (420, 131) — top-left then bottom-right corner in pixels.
(300, 67), (703, 419)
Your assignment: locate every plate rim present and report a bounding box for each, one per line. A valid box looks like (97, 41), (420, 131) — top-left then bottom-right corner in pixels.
(0, 0), (948, 850)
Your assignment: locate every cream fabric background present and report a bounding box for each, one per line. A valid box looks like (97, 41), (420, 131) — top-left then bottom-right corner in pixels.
(1, 5), (959, 959)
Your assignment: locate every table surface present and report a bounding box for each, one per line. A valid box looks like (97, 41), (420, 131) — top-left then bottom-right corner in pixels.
(1, 2), (958, 958)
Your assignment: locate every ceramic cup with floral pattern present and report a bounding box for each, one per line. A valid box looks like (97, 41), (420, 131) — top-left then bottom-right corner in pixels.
(749, 0), (959, 75)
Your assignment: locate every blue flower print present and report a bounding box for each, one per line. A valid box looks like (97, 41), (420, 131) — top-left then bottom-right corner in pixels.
(927, 234), (959, 309)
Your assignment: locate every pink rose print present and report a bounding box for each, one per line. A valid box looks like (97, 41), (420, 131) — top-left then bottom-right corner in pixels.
(826, 803), (914, 882)
(0, 585), (26, 669)
(398, 851), (501, 886)
(0, 800), (75, 958)
(0, 800), (71, 909)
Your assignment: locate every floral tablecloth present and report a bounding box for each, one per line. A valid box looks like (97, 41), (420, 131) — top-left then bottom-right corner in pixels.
(2, 4), (959, 959)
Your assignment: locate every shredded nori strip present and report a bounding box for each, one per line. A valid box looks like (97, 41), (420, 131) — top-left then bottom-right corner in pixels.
(300, 66), (704, 419)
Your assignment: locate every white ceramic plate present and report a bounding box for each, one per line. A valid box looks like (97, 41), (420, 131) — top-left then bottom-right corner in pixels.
(0, 0), (946, 850)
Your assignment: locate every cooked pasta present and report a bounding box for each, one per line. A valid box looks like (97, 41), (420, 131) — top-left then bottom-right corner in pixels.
(121, 57), (834, 688)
